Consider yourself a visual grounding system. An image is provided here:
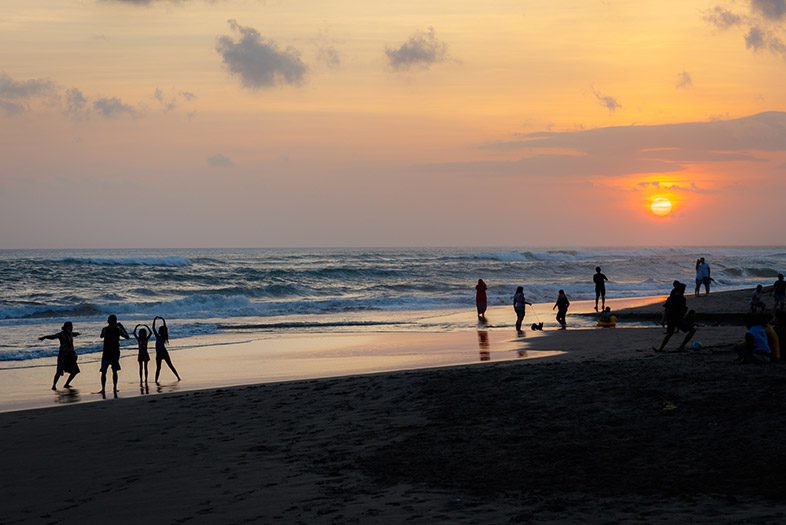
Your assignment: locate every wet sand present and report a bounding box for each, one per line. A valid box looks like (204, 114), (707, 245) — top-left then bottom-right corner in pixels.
(3, 287), (786, 522)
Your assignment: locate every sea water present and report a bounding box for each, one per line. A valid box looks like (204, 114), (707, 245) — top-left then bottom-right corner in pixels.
(1, 247), (784, 364)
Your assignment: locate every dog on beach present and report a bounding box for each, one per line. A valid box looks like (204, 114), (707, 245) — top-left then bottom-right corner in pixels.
(530, 322), (544, 331)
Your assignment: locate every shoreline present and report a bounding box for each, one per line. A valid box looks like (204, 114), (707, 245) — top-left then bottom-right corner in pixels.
(0, 287), (761, 414)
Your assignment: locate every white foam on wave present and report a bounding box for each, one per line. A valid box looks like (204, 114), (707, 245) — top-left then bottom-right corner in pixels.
(59, 256), (192, 267)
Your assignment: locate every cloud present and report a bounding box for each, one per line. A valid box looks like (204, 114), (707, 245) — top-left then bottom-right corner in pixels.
(0, 72), (57, 99)
(751, 0), (786, 20)
(216, 20), (307, 89)
(93, 97), (139, 118)
(676, 71), (693, 89)
(418, 112), (786, 179)
(0, 71), (58, 116)
(0, 99), (24, 116)
(385, 27), (448, 71)
(153, 87), (178, 112)
(179, 91), (196, 101)
(593, 89), (621, 112)
(207, 153), (233, 167)
(64, 88), (90, 120)
(746, 25), (767, 49)
(703, 6), (743, 29)
(317, 45), (341, 68)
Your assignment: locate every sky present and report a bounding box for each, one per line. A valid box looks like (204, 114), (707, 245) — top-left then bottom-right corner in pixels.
(1, 0), (785, 248)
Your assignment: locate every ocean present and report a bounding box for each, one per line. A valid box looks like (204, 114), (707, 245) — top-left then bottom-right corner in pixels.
(2, 247), (784, 363)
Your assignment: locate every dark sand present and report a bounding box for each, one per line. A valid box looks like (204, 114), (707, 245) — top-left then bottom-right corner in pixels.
(2, 331), (786, 523)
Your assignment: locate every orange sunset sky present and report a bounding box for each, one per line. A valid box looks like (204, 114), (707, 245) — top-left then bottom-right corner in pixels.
(1, 0), (785, 248)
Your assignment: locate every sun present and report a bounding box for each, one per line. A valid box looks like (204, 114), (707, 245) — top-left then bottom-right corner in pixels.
(650, 196), (673, 217)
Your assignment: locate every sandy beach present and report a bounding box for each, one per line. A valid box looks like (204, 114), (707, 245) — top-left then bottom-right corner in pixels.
(2, 287), (784, 523)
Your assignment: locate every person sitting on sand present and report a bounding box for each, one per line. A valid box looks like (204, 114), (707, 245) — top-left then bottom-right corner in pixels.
(133, 324), (152, 385)
(553, 289), (570, 329)
(735, 314), (772, 364)
(593, 267), (608, 312)
(751, 285), (767, 313)
(153, 316), (181, 384)
(598, 306), (614, 324)
(100, 314), (129, 397)
(654, 283), (696, 352)
(40, 321), (81, 391)
(475, 279), (488, 321)
(773, 274), (785, 312)
(513, 287), (533, 336)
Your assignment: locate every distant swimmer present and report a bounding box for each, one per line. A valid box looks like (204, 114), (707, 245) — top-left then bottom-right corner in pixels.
(593, 266), (608, 312)
(40, 321), (81, 391)
(553, 289), (570, 329)
(100, 315), (129, 397)
(153, 316), (181, 384)
(133, 324), (152, 385)
(773, 274), (785, 312)
(512, 286), (533, 336)
(475, 279), (488, 321)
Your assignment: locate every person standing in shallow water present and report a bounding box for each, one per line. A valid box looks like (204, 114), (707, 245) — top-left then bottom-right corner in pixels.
(593, 266), (609, 312)
(513, 286), (532, 336)
(475, 279), (488, 321)
(40, 321), (80, 390)
(553, 290), (570, 329)
(100, 314), (129, 397)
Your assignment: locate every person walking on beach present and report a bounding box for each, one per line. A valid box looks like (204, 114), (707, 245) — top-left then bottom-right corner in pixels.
(773, 274), (785, 312)
(654, 282), (696, 352)
(100, 315), (129, 397)
(751, 285), (767, 313)
(133, 324), (152, 385)
(40, 322), (81, 390)
(475, 279), (488, 321)
(513, 286), (533, 336)
(553, 290), (570, 329)
(694, 259), (703, 297)
(153, 316), (181, 383)
(593, 267), (608, 311)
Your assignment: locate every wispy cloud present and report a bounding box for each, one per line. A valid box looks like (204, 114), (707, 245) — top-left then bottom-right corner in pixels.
(593, 88), (621, 112)
(385, 27), (448, 71)
(93, 97), (139, 118)
(64, 88), (90, 120)
(216, 20), (307, 89)
(207, 153), (234, 168)
(0, 71), (57, 115)
(703, 5), (743, 29)
(418, 112), (786, 179)
(751, 0), (786, 20)
(676, 71), (693, 89)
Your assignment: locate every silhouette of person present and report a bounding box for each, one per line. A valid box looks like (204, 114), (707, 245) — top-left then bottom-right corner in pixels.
(593, 267), (608, 311)
(553, 290), (570, 329)
(133, 324), (152, 385)
(513, 286), (533, 335)
(698, 257), (712, 295)
(40, 321), (80, 390)
(475, 279), (488, 320)
(694, 259), (703, 297)
(654, 283), (696, 352)
(100, 314), (129, 397)
(773, 274), (786, 312)
(153, 316), (181, 383)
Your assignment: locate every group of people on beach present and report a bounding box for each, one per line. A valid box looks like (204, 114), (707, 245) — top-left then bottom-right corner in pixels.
(475, 266), (611, 336)
(40, 314), (180, 396)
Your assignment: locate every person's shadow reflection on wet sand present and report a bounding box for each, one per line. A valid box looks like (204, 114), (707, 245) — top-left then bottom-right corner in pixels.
(478, 330), (490, 361)
(54, 388), (81, 405)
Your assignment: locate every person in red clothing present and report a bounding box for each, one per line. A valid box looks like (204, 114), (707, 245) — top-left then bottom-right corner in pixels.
(475, 279), (488, 320)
